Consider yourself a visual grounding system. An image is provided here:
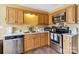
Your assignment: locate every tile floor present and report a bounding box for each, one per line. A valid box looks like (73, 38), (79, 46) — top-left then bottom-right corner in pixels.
(25, 46), (59, 54)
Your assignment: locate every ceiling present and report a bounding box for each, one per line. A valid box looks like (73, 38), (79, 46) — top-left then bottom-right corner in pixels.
(20, 4), (64, 12)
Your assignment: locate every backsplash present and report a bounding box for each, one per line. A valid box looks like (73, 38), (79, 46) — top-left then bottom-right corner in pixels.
(64, 23), (79, 34)
(4, 24), (47, 33)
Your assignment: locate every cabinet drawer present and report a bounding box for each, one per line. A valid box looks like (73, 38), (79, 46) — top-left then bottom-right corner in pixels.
(24, 34), (34, 39)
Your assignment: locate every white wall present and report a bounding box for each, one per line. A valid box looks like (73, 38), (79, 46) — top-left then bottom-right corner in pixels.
(0, 5), (6, 36)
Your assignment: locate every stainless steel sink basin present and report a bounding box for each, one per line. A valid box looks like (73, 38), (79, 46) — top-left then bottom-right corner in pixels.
(24, 31), (36, 33)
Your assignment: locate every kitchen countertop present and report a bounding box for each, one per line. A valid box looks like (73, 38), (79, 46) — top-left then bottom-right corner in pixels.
(0, 31), (49, 40)
(0, 30), (78, 39)
(4, 31), (49, 37)
(63, 33), (78, 37)
(50, 31), (78, 37)
(4, 31), (78, 37)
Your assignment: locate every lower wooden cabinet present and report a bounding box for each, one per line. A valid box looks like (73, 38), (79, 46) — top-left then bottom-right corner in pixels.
(24, 38), (34, 51)
(63, 35), (72, 54)
(24, 34), (34, 52)
(45, 33), (48, 45)
(40, 32), (48, 46)
(24, 32), (48, 52)
(34, 34), (40, 48)
(63, 35), (78, 54)
(72, 35), (78, 53)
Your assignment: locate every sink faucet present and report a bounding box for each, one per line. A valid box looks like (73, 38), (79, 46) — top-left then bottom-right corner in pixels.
(76, 27), (78, 34)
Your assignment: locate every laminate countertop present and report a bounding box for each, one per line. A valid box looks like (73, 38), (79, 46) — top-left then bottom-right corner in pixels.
(0, 31), (49, 40)
(4, 31), (49, 37)
(63, 33), (78, 37)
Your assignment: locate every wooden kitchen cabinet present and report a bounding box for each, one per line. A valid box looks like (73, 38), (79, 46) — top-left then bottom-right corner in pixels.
(72, 35), (78, 53)
(34, 34), (40, 48)
(63, 34), (78, 54)
(24, 34), (41, 52)
(6, 7), (16, 24)
(38, 14), (49, 25)
(38, 14), (44, 25)
(66, 5), (77, 24)
(16, 9), (24, 24)
(63, 35), (72, 54)
(24, 34), (34, 52)
(44, 32), (48, 45)
(6, 7), (24, 24)
(24, 32), (48, 52)
(44, 15), (49, 25)
(40, 32), (48, 47)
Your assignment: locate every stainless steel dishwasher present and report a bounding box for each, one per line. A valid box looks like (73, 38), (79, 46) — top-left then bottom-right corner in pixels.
(3, 35), (23, 54)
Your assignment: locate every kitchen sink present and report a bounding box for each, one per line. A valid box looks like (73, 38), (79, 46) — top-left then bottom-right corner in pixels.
(24, 31), (36, 33)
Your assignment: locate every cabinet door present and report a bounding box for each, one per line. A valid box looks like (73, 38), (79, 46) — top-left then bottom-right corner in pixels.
(6, 7), (16, 24)
(72, 35), (78, 53)
(63, 35), (72, 54)
(40, 33), (45, 46)
(16, 9), (24, 24)
(40, 32), (48, 46)
(40, 38), (45, 46)
(38, 15), (44, 25)
(38, 14), (48, 25)
(44, 15), (49, 25)
(66, 5), (77, 23)
(34, 34), (40, 48)
(38, 15), (42, 25)
(44, 32), (48, 45)
(24, 35), (34, 52)
(24, 38), (34, 52)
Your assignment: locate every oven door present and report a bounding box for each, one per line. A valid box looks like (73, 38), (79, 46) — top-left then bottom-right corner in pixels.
(51, 33), (60, 43)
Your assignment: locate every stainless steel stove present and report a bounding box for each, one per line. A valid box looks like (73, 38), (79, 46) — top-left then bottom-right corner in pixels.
(50, 33), (63, 54)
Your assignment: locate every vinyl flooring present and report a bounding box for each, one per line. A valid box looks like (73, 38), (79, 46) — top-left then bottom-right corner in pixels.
(25, 46), (59, 54)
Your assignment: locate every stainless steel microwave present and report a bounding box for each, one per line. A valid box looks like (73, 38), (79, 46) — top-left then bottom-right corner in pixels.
(52, 13), (66, 24)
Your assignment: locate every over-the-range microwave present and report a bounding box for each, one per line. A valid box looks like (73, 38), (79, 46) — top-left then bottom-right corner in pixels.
(52, 12), (66, 24)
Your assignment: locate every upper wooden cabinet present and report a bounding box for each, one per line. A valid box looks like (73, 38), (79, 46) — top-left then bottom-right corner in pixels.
(44, 15), (49, 25)
(6, 7), (24, 24)
(6, 7), (48, 25)
(38, 14), (49, 25)
(49, 5), (77, 24)
(6, 7), (16, 24)
(16, 9), (24, 24)
(66, 5), (77, 24)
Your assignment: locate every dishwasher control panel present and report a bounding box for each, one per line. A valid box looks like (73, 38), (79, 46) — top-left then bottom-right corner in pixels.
(5, 35), (24, 40)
